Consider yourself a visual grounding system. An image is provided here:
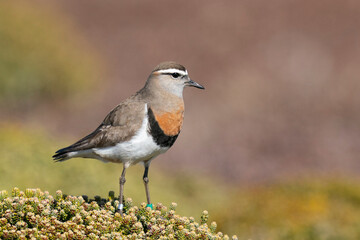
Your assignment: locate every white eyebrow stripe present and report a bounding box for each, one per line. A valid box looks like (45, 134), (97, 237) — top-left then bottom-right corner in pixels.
(156, 69), (188, 75)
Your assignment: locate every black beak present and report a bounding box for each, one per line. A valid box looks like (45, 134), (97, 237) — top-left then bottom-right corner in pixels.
(186, 79), (205, 89)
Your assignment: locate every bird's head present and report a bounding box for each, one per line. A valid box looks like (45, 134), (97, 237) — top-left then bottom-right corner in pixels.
(146, 61), (204, 97)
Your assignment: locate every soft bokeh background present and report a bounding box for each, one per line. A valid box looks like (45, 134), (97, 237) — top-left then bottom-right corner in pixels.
(1, 0), (360, 238)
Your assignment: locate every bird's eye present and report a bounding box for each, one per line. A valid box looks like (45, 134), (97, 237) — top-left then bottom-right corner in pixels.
(171, 73), (180, 78)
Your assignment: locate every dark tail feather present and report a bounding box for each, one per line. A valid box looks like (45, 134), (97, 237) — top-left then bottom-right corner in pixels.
(52, 126), (103, 162)
(52, 125), (103, 162)
(52, 146), (73, 162)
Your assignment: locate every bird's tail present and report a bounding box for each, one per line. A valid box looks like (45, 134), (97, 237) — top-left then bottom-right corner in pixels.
(52, 146), (74, 162)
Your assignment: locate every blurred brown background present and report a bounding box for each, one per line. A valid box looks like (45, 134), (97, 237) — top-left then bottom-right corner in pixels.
(2, 0), (360, 237)
(4, 0), (360, 183)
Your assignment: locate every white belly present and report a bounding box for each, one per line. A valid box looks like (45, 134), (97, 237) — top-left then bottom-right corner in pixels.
(92, 105), (168, 165)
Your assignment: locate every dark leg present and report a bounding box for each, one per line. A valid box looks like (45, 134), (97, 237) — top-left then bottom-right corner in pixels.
(143, 163), (151, 205)
(118, 166), (127, 216)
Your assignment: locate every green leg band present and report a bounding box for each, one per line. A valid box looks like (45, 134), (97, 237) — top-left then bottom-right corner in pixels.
(146, 203), (153, 209)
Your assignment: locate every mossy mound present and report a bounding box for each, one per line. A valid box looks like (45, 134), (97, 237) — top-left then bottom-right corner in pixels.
(0, 188), (238, 239)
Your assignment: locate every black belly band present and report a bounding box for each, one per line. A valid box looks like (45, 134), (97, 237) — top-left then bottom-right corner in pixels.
(147, 107), (179, 148)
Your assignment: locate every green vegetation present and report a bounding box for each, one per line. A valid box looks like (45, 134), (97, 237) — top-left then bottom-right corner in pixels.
(2, 124), (360, 239)
(0, 1), (100, 109)
(0, 124), (230, 218)
(0, 188), (238, 239)
(216, 180), (360, 239)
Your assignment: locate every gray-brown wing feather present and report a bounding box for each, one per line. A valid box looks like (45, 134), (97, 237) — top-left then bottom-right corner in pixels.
(53, 97), (145, 161)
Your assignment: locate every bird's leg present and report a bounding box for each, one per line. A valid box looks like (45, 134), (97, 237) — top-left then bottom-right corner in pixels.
(143, 163), (152, 209)
(118, 166), (127, 216)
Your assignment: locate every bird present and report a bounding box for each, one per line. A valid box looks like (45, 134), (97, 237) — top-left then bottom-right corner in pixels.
(52, 61), (204, 215)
